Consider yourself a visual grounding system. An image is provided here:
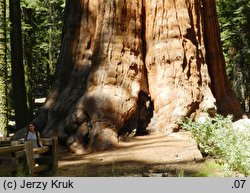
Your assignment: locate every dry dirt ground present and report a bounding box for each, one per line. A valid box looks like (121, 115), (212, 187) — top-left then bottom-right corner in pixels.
(55, 130), (220, 177)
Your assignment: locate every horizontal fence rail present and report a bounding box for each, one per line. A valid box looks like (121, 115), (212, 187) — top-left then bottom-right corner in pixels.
(0, 137), (58, 176)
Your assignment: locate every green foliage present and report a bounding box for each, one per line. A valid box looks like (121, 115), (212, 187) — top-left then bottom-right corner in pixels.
(181, 114), (250, 176)
(21, 0), (65, 97)
(176, 169), (185, 177)
(217, 0), (250, 111)
(0, 0), (65, 129)
(196, 160), (222, 177)
(0, 0), (9, 132)
(16, 160), (29, 177)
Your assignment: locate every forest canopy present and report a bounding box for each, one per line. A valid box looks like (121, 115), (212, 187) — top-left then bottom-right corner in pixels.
(217, 0), (250, 113)
(0, 0), (65, 132)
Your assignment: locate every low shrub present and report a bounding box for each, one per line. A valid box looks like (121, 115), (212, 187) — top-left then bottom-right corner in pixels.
(181, 114), (250, 176)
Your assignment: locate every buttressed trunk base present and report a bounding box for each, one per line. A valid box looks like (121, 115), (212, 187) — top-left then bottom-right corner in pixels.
(36, 0), (243, 152)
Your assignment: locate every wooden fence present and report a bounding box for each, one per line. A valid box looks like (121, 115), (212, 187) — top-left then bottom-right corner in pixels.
(0, 137), (58, 176)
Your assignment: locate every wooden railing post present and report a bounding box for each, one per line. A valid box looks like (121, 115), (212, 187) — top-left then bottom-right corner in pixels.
(1, 137), (58, 176)
(25, 141), (34, 175)
(51, 137), (58, 172)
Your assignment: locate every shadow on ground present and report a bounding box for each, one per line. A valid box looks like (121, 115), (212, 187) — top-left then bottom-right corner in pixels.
(54, 131), (208, 177)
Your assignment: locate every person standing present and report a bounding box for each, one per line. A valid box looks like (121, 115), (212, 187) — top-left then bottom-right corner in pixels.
(25, 122), (43, 148)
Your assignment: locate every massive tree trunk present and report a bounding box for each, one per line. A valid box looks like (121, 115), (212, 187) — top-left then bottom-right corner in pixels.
(144, 0), (216, 133)
(34, 0), (244, 152)
(202, 0), (244, 118)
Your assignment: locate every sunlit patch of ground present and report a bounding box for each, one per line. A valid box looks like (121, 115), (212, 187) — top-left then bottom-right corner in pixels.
(55, 131), (219, 177)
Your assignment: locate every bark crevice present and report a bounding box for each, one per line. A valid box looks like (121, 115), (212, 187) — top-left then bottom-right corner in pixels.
(12, 0), (244, 152)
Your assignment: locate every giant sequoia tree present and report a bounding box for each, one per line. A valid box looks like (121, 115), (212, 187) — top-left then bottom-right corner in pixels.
(33, 0), (244, 152)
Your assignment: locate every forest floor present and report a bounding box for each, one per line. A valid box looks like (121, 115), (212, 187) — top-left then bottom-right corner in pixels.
(54, 130), (225, 177)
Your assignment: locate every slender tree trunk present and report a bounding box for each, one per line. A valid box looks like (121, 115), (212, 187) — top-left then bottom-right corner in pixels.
(0, 0), (8, 131)
(29, 0), (244, 152)
(23, 7), (34, 120)
(9, 0), (29, 129)
(47, 0), (53, 91)
(246, 14), (250, 113)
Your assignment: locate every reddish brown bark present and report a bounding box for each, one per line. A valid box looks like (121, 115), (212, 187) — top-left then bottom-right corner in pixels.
(144, 0), (218, 133)
(26, 0), (244, 152)
(202, 0), (244, 119)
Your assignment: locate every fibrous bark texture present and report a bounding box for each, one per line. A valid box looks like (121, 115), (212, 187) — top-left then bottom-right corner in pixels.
(202, 0), (244, 118)
(34, 0), (244, 152)
(144, 0), (216, 133)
